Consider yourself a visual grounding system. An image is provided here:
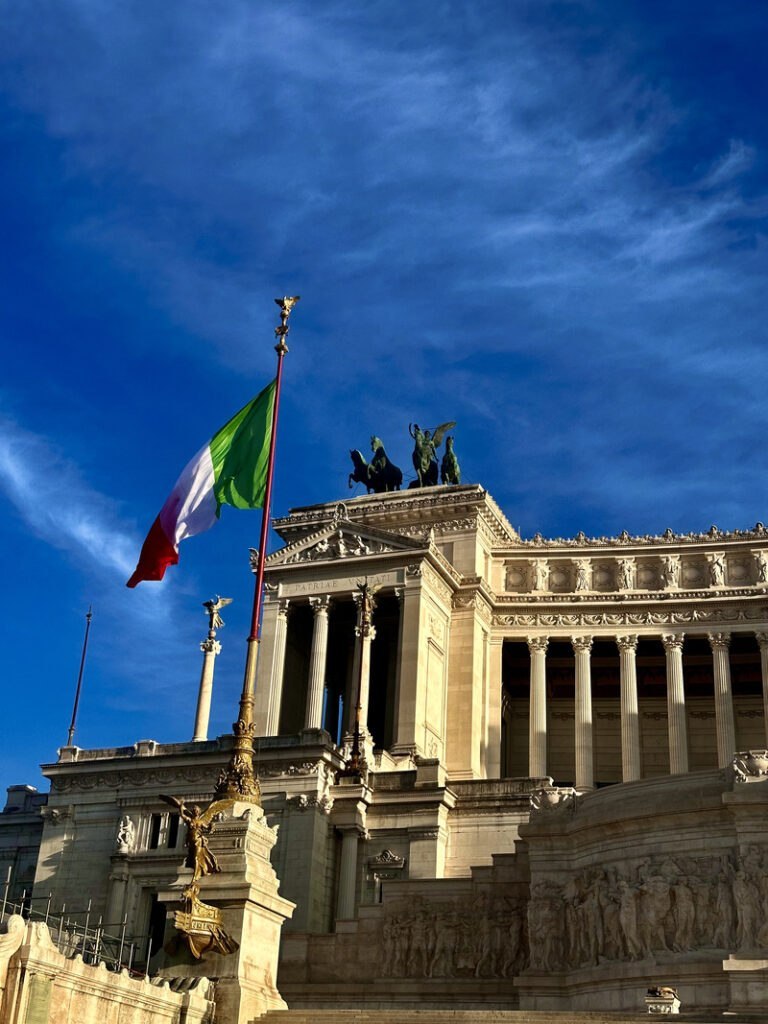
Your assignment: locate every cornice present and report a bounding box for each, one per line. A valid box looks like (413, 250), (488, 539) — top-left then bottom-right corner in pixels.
(514, 522), (768, 552)
(272, 485), (520, 545)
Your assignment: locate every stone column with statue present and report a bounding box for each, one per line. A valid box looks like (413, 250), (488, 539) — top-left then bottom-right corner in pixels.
(192, 596), (232, 742)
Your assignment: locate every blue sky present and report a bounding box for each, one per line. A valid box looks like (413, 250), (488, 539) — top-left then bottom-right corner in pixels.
(1, 2), (767, 787)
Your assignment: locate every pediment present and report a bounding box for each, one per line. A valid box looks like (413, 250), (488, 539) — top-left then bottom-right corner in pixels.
(265, 520), (425, 568)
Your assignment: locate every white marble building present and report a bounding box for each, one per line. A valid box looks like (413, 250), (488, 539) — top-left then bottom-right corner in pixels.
(4, 483), (768, 1015)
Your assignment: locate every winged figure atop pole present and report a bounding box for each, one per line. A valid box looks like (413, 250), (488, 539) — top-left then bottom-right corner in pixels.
(202, 595), (233, 635)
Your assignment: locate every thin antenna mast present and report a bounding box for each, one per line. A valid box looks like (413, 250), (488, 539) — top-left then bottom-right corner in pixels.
(66, 607), (93, 747)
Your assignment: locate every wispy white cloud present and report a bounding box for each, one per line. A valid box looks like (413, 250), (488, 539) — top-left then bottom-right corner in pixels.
(0, 413), (137, 578)
(698, 138), (755, 189)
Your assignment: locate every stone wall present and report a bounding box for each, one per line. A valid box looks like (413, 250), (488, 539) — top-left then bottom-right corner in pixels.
(0, 915), (213, 1024)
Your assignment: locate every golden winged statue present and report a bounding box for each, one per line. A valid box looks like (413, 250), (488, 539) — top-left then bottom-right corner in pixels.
(159, 794), (240, 959)
(160, 794), (236, 882)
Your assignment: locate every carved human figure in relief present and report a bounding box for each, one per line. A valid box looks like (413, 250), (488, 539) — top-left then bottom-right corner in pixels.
(618, 880), (641, 959)
(733, 870), (760, 948)
(530, 560), (549, 591)
(617, 558), (634, 590)
(574, 559), (590, 591)
(660, 555), (680, 589)
(709, 552), (725, 586)
(637, 873), (672, 955)
(755, 550), (768, 585)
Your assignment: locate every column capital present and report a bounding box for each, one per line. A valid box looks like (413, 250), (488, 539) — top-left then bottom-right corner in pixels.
(527, 636), (549, 654)
(662, 633), (685, 652)
(756, 631), (768, 649)
(393, 586), (404, 605)
(200, 638), (221, 655)
(309, 594), (331, 614)
(708, 631), (731, 649)
(277, 597), (291, 618)
(571, 635), (593, 653)
(615, 634), (639, 652)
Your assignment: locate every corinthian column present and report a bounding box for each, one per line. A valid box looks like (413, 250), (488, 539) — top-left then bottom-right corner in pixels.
(757, 633), (768, 747)
(709, 632), (736, 767)
(527, 637), (549, 777)
(265, 599), (290, 735)
(571, 636), (594, 790)
(616, 635), (641, 781)
(304, 596), (331, 729)
(662, 634), (688, 774)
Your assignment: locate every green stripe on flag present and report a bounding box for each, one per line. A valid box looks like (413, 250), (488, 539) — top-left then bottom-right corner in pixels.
(210, 379), (276, 514)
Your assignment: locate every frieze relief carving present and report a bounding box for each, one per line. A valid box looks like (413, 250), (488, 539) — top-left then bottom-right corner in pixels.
(494, 606), (767, 628)
(396, 516), (478, 537)
(52, 758), (334, 793)
(259, 759), (327, 778)
(527, 848), (768, 971)
(284, 529), (394, 563)
(380, 893), (528, 979)
(420, 562), (453, 604)
(504, 546), (768, 595)
(51, 766), (216, 792)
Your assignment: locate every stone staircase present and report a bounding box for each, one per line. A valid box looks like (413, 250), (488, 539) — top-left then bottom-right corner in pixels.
(260, 1010), (764, 1023)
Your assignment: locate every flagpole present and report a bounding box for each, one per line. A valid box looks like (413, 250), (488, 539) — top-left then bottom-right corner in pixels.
(66, 607), (93, 747)
(216, 297), (299, 802)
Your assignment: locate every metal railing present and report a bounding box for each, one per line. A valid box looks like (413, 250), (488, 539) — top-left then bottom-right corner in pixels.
(0, 867), (152, 976)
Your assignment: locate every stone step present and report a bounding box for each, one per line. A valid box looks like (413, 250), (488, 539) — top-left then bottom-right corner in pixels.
(261, 1012), (762, 1024)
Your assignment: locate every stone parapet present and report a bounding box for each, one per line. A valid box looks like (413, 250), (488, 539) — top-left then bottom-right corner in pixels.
(0, 915), (213, 1024)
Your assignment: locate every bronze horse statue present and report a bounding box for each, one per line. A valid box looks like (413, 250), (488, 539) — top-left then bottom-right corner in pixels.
(349, 438), (402, 493)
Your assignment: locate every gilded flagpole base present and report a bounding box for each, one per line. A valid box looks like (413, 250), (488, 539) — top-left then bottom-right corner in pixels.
(215, 718), (261, 802)
(215, 634), (262, 803)
(170, 880), (239, 959)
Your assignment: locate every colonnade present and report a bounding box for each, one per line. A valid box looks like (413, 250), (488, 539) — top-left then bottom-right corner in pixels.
(523, 631), (768, 787)
(264, 591), (380, 740)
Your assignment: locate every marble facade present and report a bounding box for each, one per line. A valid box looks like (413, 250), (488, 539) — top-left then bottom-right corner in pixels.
(4, 483), (768, 1017)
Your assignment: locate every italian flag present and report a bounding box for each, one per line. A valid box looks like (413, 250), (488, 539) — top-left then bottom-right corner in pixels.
(127, 380), (276, 587)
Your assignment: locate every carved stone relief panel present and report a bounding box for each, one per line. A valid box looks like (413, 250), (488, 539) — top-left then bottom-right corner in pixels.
(526, 848), (758, 973)
(379, 893), (529, 980)
(548, 564), (570, 593)
(505, 563), (526, 592)
(681, 558), (706, 588)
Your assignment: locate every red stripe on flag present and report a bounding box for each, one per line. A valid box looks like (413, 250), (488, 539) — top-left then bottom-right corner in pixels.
(126, 515), (179, 588)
